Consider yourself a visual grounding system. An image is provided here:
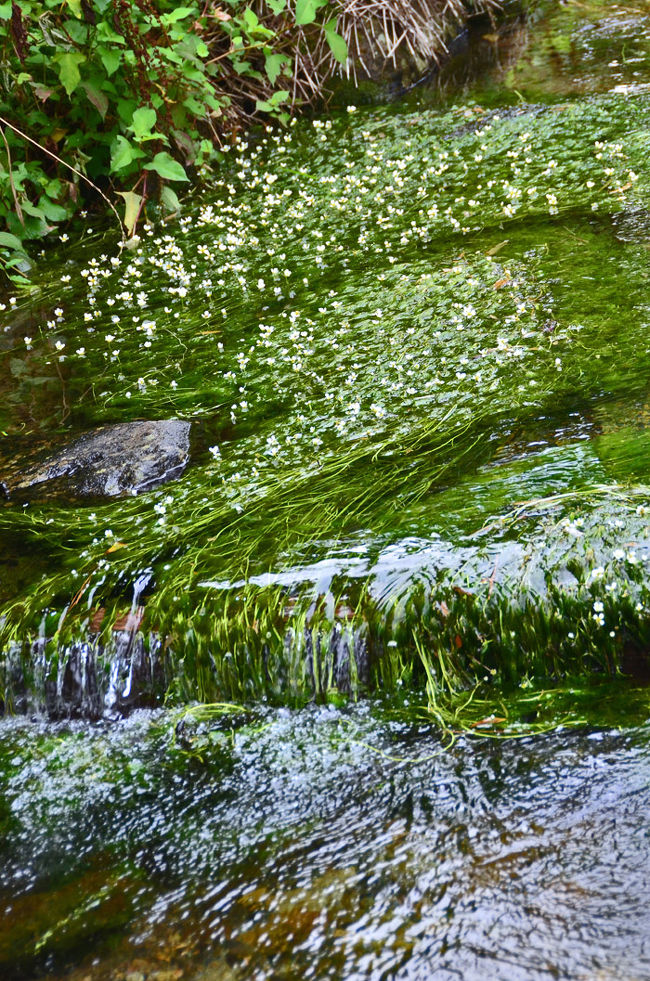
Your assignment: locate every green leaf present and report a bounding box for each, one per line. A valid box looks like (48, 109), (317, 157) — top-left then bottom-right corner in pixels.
(160, 6), (195, 24)
(20, 201), (47, 220)
(82, 82), (109, 118)
(268, 0), (286, 12)
(0, 3), (12, 19)
(65, 0), (82, 17)
(264, 52), (288, 85)
(324, 23), (347, 64)
(97, 21), (125, 44)
(65, 19), (87, 43)
(157, 46), (183, 65)
(129, 106), (157, 140)
(116, 190), (142, 235)
(294, 0), (326, 26)
(100, 48), (122, 76)
(160, 185), (181, 213)
(143, 152), (188, 181)
(7, 213), (49, 240)
(260, 88), (290, 109)
(256, 93), (289, 112)
(38, 197), (69, 221)
(54, 52), (86, 96)
(110, 135), (146, 173)
(0, 232), (24, 251)
(182, 94), (205, 116)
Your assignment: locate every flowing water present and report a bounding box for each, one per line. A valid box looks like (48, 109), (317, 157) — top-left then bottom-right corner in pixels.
(2, 0), (650, 976)
(2, 689), (650, 981)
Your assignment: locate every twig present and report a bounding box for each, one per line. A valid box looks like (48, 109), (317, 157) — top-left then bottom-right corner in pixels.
(0, 125), (23, 225)
(0, 113), (125, 241)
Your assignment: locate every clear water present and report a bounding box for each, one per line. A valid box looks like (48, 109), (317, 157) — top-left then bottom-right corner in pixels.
(2, 690), (650, 981)
(2, 3), (650, 706)
(2, 1), (650, 975)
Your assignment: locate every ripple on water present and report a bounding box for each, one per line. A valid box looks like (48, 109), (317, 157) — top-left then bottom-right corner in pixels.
(1, 706), (650, 980)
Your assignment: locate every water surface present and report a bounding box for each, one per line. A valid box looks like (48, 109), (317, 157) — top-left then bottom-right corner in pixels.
(2, 691), (650, 980)
(2, 3), (650, 975)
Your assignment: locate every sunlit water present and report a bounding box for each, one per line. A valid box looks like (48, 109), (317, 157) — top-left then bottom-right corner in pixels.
(2, 695), (650, 981)
(2, 1), (650, 975)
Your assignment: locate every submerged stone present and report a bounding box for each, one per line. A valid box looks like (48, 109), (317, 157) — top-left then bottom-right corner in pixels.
(1, 419), (191, 501)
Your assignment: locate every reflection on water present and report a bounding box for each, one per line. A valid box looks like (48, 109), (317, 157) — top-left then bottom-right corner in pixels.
(1, 701), (650, 980)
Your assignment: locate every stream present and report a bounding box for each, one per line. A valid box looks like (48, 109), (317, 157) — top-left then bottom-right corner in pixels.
(2, 0), (650, 976)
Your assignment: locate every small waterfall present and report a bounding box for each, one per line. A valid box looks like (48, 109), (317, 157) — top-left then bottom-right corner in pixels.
(45, 641), (101, 720)
(304, 622), (370, 697)
(103, 571), (159, 715)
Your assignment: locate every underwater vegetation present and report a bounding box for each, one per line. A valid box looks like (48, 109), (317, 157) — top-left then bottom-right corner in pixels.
(2, 1), (650, 720)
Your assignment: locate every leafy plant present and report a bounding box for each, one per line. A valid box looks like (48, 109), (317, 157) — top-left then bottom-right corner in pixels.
(0, 0), (497, 281)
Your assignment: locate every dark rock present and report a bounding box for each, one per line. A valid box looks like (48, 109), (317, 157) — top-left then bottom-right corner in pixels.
(611, 208), (650, 244)
(2, 419), (191, 500)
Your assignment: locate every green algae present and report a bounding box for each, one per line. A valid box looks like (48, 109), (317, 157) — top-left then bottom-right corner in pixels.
(2, 1), (650, 715)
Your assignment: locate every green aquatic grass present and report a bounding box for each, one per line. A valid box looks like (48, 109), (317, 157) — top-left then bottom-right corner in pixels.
(2, 47), (650, 715)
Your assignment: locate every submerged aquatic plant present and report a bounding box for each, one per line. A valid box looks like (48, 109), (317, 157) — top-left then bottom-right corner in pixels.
(2, 71), (650, 715)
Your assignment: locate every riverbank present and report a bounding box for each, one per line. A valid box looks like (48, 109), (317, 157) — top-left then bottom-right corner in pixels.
(0, 0), (506, 283)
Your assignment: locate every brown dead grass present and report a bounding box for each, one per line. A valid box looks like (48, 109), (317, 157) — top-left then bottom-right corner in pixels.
(204, 0), (502, 129)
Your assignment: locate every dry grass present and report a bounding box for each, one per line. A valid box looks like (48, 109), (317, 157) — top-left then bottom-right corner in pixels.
(205, 0), (502, 129)
(324, 0), (501, 83)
